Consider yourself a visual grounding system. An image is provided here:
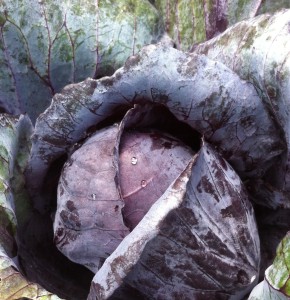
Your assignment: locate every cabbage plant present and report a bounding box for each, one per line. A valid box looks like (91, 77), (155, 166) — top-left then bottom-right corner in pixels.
(1, 2), (290, 300)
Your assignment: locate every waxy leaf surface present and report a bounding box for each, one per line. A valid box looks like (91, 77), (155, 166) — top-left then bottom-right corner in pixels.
(53, 104), (194, 272)
(0, 0), (163, 122)
(152, 0), (263, 50)
(54, 125), (131, 272)
(0, 114), (63, 299)
(88, 142), (260, 299)
(193, 9), (290, 208)
(26, 44), (283, 215)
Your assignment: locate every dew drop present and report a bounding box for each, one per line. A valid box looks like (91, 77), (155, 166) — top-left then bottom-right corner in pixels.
(91, 193), (97, 200)
(141, 180), (147, 188)
(131, 157), (138, 165)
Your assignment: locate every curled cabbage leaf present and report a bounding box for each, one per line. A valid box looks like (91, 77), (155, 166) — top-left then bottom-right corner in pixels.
(25, 44), (283, 214)
(193, 9), (290, 209)
(88, 141), (260, 299)
(22, 42), (273, 299)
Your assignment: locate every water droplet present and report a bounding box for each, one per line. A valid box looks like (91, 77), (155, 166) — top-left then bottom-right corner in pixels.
(250, 275), (256, 283)
(141, 180), (147, 188)
(91, 193), (97, 200)
(131, 157), (138, 165)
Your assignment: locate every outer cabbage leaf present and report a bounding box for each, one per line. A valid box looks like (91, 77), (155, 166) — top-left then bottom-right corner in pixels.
(0, 245), (62, 300)
(0, 114), (63, 299)
(267, 231), (290, 297)
(25, 44), (283, 214)
(257, 0), (290, 14)
(151, 0), (262, 50)
(255, 207), (290, 281)
(88, 142), (260, 299)
(248, 231), (290, 300)
(193, 9), (290, 209)
(0, 0), (163, 123)
(0, 114), (32, 256)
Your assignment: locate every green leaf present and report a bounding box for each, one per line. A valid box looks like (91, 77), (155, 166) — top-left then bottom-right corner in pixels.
(257, 0), (290, 14)
(0, 244), (62, 300)
(248, 232), (290, 300)
(151, 0), (262, 50)
(0, 114), (63, 299)
(267, 231), (290, 296)
(0, 0), (163, 123)
(0, 114), (32, 253)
